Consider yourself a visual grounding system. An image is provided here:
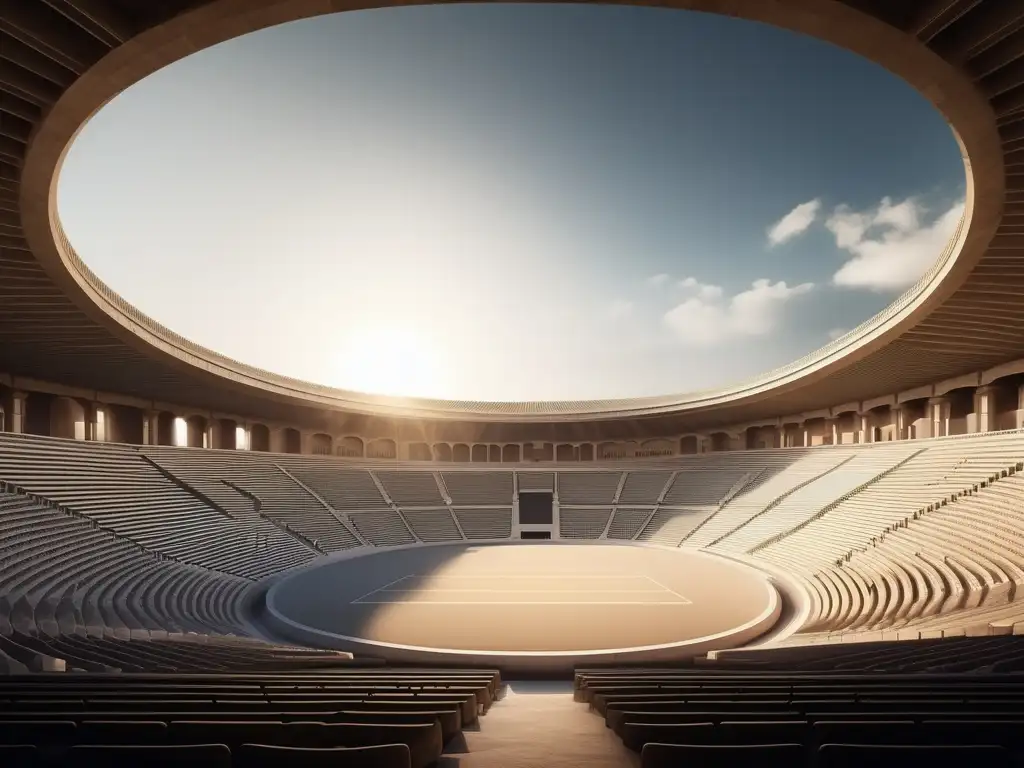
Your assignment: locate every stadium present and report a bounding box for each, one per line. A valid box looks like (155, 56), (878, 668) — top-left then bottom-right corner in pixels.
(2, 0), (1024, 766)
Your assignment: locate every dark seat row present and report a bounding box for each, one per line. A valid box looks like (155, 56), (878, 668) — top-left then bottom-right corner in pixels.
(0, 742), (411, 768)
(576, 667), (1024, 767)
(618, 718), (1024, 752)
(0, 669), (500, 767)
(641, 743), (1011, 768)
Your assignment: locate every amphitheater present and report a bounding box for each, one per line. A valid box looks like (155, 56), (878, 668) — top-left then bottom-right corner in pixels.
(3, 0), (1024, 766)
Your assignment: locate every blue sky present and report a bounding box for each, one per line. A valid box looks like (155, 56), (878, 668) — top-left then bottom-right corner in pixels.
(58, 4), (965, 402)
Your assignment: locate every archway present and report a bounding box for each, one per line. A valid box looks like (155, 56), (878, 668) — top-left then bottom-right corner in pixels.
(453, 444), (471, 463)
(367, 438), (396, 459)
(432, 443), (453, 462)
(49, 396), (86, 440)
(310, 433), (333, 455)
(709, 432), (732, 452)
(250, 423), (271, 452)
(156, 411), (177, 446)
(680, 435), (699, 455)
(338, 436), (364, 458)
(106, 403), (144, 444)
(502, 444), (521, 463)
(471, 444), (488, 463)
(185, 415), (208, 448)
(282, 427), (302, 454)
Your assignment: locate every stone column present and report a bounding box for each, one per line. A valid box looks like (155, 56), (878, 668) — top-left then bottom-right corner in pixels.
(928, 397), (950, 439)
(859, 413), (871, 444)
(893, 407), (906, 440)
(142, 410), (158, 446)
(10, 391), (27, 434)
(82, 402), (98, 441)
(973, 386), (995, 433)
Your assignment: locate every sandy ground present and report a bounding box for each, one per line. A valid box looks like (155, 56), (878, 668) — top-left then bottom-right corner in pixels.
(273, 543), (774, 652)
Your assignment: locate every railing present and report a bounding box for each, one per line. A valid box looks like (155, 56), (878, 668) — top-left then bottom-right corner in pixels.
(52, 209), (967, 416)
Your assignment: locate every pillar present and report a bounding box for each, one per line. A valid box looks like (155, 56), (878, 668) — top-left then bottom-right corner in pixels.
(973, 386), (995, 433)
(9, 391), (27, 434)
(893, 407), (906, 440)
(143, 411), (158, 446)
(859, 413), (871, 444)
(928, 397), (950, 439)
(82, 402), (98, 441)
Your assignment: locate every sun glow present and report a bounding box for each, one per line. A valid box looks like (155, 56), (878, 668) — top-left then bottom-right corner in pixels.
(331, 326), (449, 398)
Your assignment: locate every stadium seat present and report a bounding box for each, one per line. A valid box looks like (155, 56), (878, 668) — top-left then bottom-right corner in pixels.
(817, 743), (1012, 768)
(68, 743), (232, 767)
(236, 742), (412, 768)
(641, 742), (804, 768)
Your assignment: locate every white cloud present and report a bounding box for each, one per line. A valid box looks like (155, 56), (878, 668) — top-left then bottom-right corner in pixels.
(767, 198), (821, 247)
(828, 327), (848, 341)
(608, 298), (634, 319)
(829, 196), (964, 291)
(663, 278), (814, 347)
(679, 276), (723, 301)
(647, 273), (670, 287)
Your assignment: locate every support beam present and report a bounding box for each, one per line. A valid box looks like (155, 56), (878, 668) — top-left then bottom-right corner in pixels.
(44, 0), (137, 45)
(1, 1), (107, 73)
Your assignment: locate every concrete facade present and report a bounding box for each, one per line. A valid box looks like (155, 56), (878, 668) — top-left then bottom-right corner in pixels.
(5, 356), (1024, 461)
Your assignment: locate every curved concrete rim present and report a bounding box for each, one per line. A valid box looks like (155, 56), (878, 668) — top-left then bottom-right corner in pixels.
(260, 540), (781, 671)
(19, 0), (1003, 422)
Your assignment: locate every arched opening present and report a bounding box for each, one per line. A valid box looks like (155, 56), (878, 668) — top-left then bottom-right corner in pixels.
(453, 443), (471, 462)
(106, 403), (144, 444)
(598, 441), (624, 460)
(488, 444), (501, 463)
(338, 436), (364, 458)
(781, 422), (803, 448)
(471, 444), (488, 463)
(22, 392), (54, 437)
(282, 427), (302, 454)
(982, 375), (1023, 431)
(185, 415), (208, 448)
(310, 433), (333, 455)
(367, 438), (396, 459)
(579, 443), (594, 462)
(250, 423), (270, 452)
(867, 406), (893, 442)
(555, 443), (575, 462)
(156, 411), (176, 446)
(709, 432), (732, 452)
(833, 411), (858, 445)
(502, 444), (521, 463)
(680, 435), (699, 455)
(945, 387), (974, 436)
(898, 399), (928, 440)
(408, 442), (432, 461)
(802, 418), (828, 447)
(211, 418), (238, 449)
(432, 443), (453, 462)
(639, 439), (674, 457)
(50, 396), (86, 440)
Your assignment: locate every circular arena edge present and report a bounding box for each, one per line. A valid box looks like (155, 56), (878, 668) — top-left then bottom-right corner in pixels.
(12, 0), (1008, 425)
(259, 541), (782, 674)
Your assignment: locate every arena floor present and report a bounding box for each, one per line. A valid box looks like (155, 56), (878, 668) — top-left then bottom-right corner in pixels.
(266, 543), (779, 664)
